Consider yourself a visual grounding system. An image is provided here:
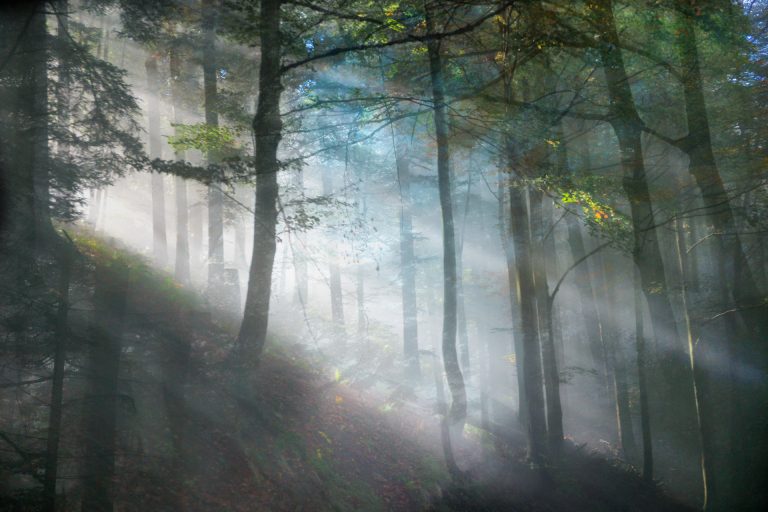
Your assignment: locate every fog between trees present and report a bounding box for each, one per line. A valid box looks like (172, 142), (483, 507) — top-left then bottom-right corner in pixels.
(1, 1), (767, 511)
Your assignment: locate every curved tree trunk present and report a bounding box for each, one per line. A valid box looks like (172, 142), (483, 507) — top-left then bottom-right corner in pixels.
(426, 8), (466, 426)
(238, 0), (283, 364)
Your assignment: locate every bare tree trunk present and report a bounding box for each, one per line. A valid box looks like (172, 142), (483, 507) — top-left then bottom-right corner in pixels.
(599, 249), (639, 464)
(456, 171), (472, 377)
(425, 4), (466, 478)
(397, 152), (420, 379)
(633, 266), (653, 482)
(593, 0), (698, 475)
(169, 48), (189, 285)
(238, 0), (283, 364)
(43, 242), (72, 512)
(497, 172), (527, 429)
(530, 189), (562, 452)
(356, 265), (366, 340)
(292, 171), (308, 305)
(674, 217), (712, 509)
(203, 0), (224, 294)
(508, 184), (547, 462)
(321, 168), (345, 336)
(675, 12), (768, 508)
(145, 54), (167, 268)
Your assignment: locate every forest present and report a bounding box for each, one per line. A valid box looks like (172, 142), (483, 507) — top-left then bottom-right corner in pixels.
(1, 0), (767, 510)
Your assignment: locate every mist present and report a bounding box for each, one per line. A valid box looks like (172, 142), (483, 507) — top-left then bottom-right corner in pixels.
(1, 1), (767, 511)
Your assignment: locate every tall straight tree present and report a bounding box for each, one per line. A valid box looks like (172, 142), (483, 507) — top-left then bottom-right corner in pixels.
(202, 0), (225, 293)
(169, 45), (190, 285)
(238, 0), (283, 363)
(321, 167), (345, 335)
(145, 54), (168, 268)
(396, 149), (420, 379)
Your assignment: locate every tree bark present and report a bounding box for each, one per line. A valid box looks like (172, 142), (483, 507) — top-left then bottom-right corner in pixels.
(426, 7), (466, 426)
(321, 167), (345, 336)
(530, 190), (563, 451)
(675, 12), (768, 508)
(203, 0), (225, 293)
(633, 266), (653, 482)
(238, 0), (283, 363)
(508, 184), (548, 462)
(169, 47), (190, 285)
(593, 0), (698, 472)
(43, 242), (72, 512)
(145, 54), (168, 268)
(397, 152), (420, 379)
(497, 172), (527, 429)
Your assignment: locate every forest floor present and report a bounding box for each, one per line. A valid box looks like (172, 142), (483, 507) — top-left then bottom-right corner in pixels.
(70, 234), (695, 512)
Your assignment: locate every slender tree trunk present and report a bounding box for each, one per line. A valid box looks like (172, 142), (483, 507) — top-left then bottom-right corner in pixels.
(565, 212), (608, 383)
(508, 184), (547, 462)
(426, 7), (466, 427)
(293, 171), (308, 305)
(599, 249), (639, 463)
(356, 264), (366, 340)
(169, 48), (189, 285)
(174, 176), (190, 285)
(397, 152), (420, 379)
(674, 217), (712, 509)
(321, 168), (345, 335)
(497, 172), (527, 429)
(238, 0), (283, 363)
(456, 172), (472, 377)
(593, 0), (698, 473)
(675, 13), (768, 509)
(633, 266), (653, 482)
(43, 243), (72, 512)
(203, 0), (224, 293)
(145, 55), (168, 268)
(81, 260), (128, 512)
(530, 189), (563, 451)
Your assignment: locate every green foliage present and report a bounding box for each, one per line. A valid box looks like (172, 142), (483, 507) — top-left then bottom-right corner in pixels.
(168, 123), (242, 154)
(72, 228), (200, 310)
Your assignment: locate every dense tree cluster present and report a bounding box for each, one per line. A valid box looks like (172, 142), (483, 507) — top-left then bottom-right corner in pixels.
(1, 1), (766, 511)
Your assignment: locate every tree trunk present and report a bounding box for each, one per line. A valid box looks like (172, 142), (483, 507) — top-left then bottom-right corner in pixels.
(145, 54), (168, 268)
(203, 0), (224, 293)
(238, 0), (283, 364)
(508, 184), (547, 462)
(397, 152), (420, 379)
(356, 264), (366, 340)
(674, 217), (712, 509)
(593, 0), (698, 473)
(633, 266), (653, 482)
(675, 13), (768, 508)
(456, 171), (472, 377)
(292, 170), (308, 305)
(426, 8), (466, 427)
(169, 48), (189, 285)
(80, 260), (128, 512)
(530, 190), (563, 451)
(43, 242), (72, 512)
(321, 168), (345, 336)
(599, 249), (639, 464)
(497, 172), (527, 429)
